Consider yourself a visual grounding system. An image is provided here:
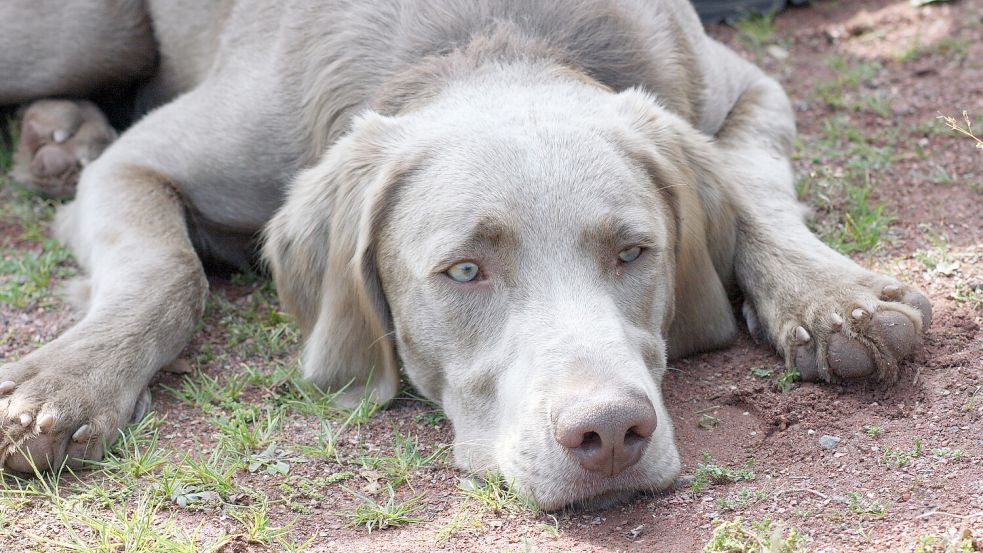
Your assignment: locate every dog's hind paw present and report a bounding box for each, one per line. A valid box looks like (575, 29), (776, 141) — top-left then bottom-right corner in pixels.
(11, 99), (117, 198)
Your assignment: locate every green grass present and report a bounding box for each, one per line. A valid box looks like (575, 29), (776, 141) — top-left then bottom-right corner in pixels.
(343, 486), (426, 533)
(0, 243), (75, 308)
(914, 531), (977, 553)
(357, 432), (446, 489)
(846, 491), (886, 518)
(814, 56), (886, 116)
(733, 10), (779, 57)
(460, 473), (538, 513)
(796, 112), (898, 254)
(863, 425), (884, 438)
(716, 487), (769, 512)
(881, 438), (923, 468)
(898, 34), (970, 63)
(229, 502), (297, 546)
(930, 447), (964, 462)
(691, 453), (756, 493)
(704, 517), (810, 553)
(776, 368), (800, 393)
(0, 180), (76, 309)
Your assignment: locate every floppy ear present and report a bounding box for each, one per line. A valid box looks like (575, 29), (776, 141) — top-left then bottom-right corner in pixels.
(612, 88), (738, 357)
(263, 111), (412, 407)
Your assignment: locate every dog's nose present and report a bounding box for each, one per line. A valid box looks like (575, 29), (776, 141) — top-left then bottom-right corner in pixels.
(553, 395), (657, 477)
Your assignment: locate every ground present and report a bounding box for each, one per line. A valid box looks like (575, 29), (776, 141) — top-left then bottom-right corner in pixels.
(0, 0), (981, 551)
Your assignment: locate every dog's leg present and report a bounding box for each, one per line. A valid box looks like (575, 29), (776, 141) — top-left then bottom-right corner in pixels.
(714, 68), (931, 383)
(0, 74), (292, 470)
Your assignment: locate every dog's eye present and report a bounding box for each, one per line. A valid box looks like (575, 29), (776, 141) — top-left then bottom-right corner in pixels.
(618, 246), (643, 263)
(447, 261), (481, 283)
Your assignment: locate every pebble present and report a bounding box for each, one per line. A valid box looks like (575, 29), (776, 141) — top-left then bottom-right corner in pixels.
(819, 435), (841, 449)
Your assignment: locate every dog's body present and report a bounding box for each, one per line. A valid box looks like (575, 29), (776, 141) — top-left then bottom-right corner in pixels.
(1, 0), (930, 509)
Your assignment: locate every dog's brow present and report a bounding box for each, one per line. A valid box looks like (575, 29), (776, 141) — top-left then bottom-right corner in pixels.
(430, 216), (518, 267)
(581, 216), (658, 250)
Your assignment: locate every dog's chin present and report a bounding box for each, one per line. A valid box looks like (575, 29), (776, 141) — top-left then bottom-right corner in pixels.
(529, 477), (661, 513)
(562, 488), (640, 511)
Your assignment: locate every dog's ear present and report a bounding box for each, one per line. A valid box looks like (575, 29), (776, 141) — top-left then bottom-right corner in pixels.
(611, 88), (738, 356)
(263, 111), (412, 407)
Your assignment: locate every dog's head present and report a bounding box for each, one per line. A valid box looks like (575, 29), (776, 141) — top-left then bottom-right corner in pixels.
(264, 69), (713, 510)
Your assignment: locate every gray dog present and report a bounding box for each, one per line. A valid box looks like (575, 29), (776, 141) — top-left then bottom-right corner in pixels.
(0, 0), (930, 510)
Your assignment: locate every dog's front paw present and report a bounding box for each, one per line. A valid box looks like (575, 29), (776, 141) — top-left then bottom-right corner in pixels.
(751, 276), (932, 383)
(0, 347), (150, 473)
(12, 100), (117, 198)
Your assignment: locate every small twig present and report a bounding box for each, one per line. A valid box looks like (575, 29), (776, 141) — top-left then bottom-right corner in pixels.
(916, 510), (983, 520)
(695, 405), (724, 414)
(937, 111), (983, 150)
(774, 487), (829, 500)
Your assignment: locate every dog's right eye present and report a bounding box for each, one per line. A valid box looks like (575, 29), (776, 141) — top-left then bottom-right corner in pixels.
(446, 261), (481, 283)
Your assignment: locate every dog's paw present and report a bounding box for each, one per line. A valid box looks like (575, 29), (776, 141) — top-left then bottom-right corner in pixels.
(0, 350), (150, 473)
(11, 100), (116, 198)
(750, 275), (932, 383)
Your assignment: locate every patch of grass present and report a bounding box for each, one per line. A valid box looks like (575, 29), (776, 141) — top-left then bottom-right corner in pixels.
(716, 487), (769, 512)
(296, 419), (347, 462)
(930, 447), (964, 462)
(162, 370), (249, 412)
(358, 432), (446, 488)
(950, 281), (983, 311)
(414, 409), (447, 427)
(814, 56), (886, 116)
(914, 530), (978, 553)
(898, 34), (970, 63)
(846, 491), (886, 518)
(797, 113), (898, 254)
(821, 177), (894, 254)
(733, 10), (777, 53)
(460, 473), (538, 513)
(434, 509), (487, 542)
(213, 404), (283, 457)
(881, 438), (923, 468)
(776, 368), (800, 393)
(748, 367), (772, 379)
(0, 242), (75, 308)
(52, 492), (222, 552)
(229, 502), (296, 546)
(155, 447), (250, 506)
(343, 486), (426, 533)
(704, 516), (810, 553)
(691, 453), (756, 493)
(863, 425), (884, 437)
(95, 413), (169, 479)
(204, 279), (299, 362)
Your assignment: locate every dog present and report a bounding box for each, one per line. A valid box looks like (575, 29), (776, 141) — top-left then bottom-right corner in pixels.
(0, 0), (931, 510)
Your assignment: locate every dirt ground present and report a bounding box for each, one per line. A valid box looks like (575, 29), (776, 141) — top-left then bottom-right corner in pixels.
(1, 0), (982, 551)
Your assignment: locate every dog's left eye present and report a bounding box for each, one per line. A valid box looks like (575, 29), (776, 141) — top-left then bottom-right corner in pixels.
(446, 261), (481, 283)
(618, 246), (643, 263)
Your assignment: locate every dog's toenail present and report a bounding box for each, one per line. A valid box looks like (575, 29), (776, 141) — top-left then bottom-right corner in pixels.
(37, 414), (55, 432)
(851, 308), (866, 320)
(795, 326), (810, 343)
(19, 413), (33, 426)
(53, 129), (70, 143)
(72, 425), (91, 443)
(881, 284), (901, 300)
(830, 313), (844, 331)
(0, 381), (15, 394)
